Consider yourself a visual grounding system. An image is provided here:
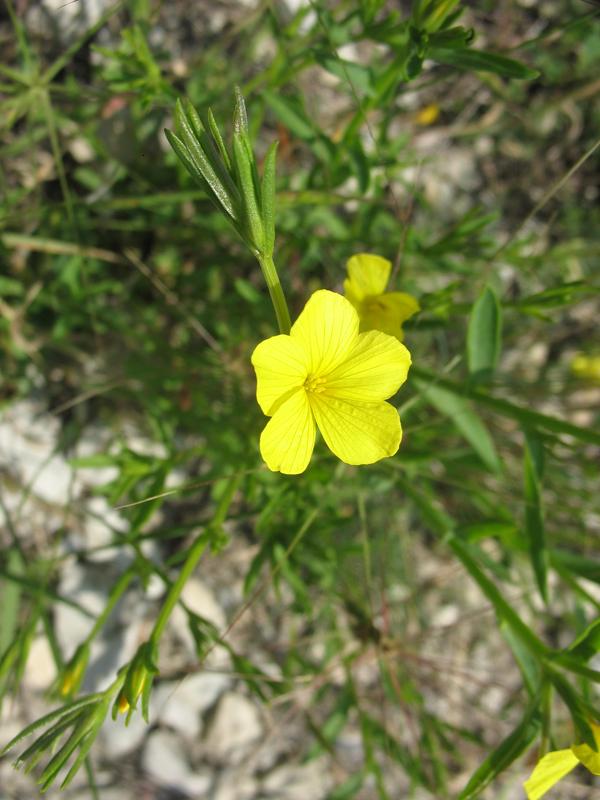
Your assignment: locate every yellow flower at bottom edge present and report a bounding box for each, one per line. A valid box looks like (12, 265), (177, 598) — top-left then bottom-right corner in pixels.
(524, 722), (600, 800)
(343, 253), (420, 341)
(251, 289), (411, 475)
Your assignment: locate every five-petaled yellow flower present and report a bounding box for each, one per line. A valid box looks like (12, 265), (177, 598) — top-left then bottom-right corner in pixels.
(251, 290), (411, 474)
(344, 253), (420, 341)
(524, 722), (600, 799)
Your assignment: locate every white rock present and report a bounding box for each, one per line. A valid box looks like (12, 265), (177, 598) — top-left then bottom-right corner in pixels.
(0, 401), (79, 505)
(261, 758), (333, 799)
(152, 681), (203, 739)
(180, 577), (226, 629)
(160, 672), (231, 723)
(82, 495), (129, 554)
(142, 729), (213, 796)
(203, 692), (263, 765)
(101, 706), (150, 758)
(213, 771), (257, 800)
(54, 561), (107, 656)
(23, 635), (56, 690)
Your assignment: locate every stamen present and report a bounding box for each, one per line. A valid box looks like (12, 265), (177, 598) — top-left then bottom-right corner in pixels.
(304, 375), (327, 394)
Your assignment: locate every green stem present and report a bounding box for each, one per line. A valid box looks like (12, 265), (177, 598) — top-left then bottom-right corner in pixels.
(257, 253), (291, 334)
(83, 568), (135, 647)
(148, 473), (242, 646)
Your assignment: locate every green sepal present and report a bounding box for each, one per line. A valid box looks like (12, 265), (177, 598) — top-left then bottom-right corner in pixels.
(55, 642), (90, 700)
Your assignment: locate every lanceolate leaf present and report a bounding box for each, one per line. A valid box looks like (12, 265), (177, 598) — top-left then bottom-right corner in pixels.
(523, 431), (547, 603)
(173, 100), (237, 219)
(458, 707), (541, 799)
(467, 286), (502, 383)
(414, 379), (503, 474)
(429, 47), (539, 79)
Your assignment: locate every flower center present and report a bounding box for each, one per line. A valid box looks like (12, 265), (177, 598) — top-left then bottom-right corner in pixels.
(304, 374), (327, 394)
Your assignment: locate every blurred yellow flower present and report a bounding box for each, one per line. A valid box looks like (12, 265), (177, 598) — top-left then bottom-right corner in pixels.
(343, 253), (419, 341)
(415, 103), (440, 126)
(571, 354), (600, 383)
(524, 723), (600, 800)
(251, 289), (411, 474)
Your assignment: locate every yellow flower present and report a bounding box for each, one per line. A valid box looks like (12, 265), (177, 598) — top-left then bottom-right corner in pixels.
(343, 253), (419, 341)
(524, 723), (600, 800)
(415, 103), (440, 126)
(572, 354), (600, 383)
(251, 289), (411, 474)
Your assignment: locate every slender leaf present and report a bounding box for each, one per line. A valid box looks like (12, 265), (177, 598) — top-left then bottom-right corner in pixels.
(467, 286), (502, 383)
(411, 366), (600, 446)
(566, 618), (600, 662)
(523, 431), (547, 603)
(458, 707), (541, 799)
(414, 379), (503, 474)
(260, 141), (278, 257)
(430, 47), (539, 79)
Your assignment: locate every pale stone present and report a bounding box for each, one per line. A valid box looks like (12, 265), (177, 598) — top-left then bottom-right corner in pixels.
(180, 577), (226, 630)
(203, 692), (262, 765)
(142, 729), (212, 796)
(261, 757), (333, 799)
(101, 710), (150, 759)
(23, 635), (56, 690)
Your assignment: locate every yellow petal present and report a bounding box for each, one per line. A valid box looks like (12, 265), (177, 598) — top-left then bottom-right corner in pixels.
(251, 334), (309, 415)
(523, 749), (579, 800)
(310, 395), (401, 465)
(259, 389), (316, 474)
(344, 253), (391, 303)
(325, 330), (411, 403)
(290, 290), (358, 375)
(358, 292), (420, 340)
(572, 723), (600, 775)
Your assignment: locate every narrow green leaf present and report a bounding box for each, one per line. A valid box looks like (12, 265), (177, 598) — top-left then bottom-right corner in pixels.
(430, 47), (539, 79)
(263, 90), (316, 140)
(458, 707), (541, 799)
(448, 535), (548, 658)
(232, 133), (264, 252)
(500, 621), (541, 696)
(326, 771), (365, 799)
(1, 695), (102, 756)
(523, 431), (547, 603)
(207, 108), (232, 172)
(411, 366), (600, 446)
(313, 52), (374, 96)
(181, 98), (204, 140)
(233, 86), (248, 135)
(165, 129), (212, 196)
(61, 698), (111, 788)
(397, 478), (548, 658)
(566, 618), (600, 662)
(260, 141), (278, 257)
(548, 671), (598, 750)
(467, 286), (502, 383)
(414, 379), (503, 474)
(173, 100), (237, 219)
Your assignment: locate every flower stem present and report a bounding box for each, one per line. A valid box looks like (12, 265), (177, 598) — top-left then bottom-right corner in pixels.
(148, 473), (242, 647)
(257, 253), (291, 334)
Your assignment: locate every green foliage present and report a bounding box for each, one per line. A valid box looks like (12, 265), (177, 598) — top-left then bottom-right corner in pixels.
(1, 0), (599, 797)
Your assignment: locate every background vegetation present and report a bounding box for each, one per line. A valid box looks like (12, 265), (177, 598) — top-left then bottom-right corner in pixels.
(1, 0), (599, 797)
